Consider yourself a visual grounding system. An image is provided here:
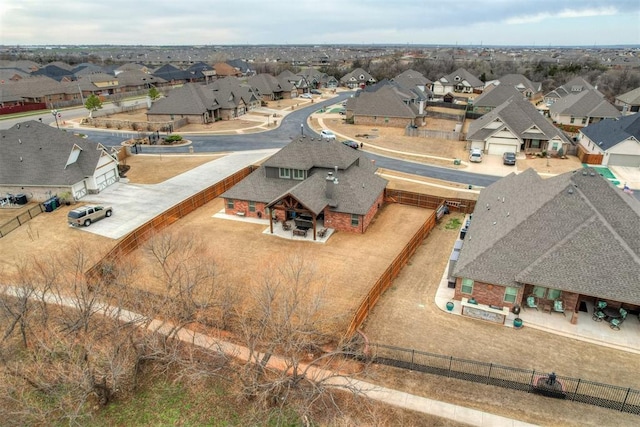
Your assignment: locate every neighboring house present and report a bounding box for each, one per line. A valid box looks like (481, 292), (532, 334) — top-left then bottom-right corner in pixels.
(221, 136), (388, 236)
(392, 69), (433, 98)
(0, 75), (73, 107)
(210, 76), (261, 119)
(548, 90), (621, 127)
(248, 73), (293, 101)
(212, 62), (242, 78)
(492, 74), (542, 101)
(77, 72), (120, 97)
(578, 114), (640, 167)
(542, 76), (596, 106)
(116, 70), (166, 92)
(452, 168), (640, 321)
(152, 64), (200, 85)
(615, 87), (640, 115)
(347, 82), (423, 128)
(31, 62), (75, 82)
(471, 84), (524, 115)
(147, 83), (220, 124)
(225, 59), (254, 76)
(340, 68), (376, 89)
(0, 120), (119, 201)
(467, 95), (571, 155)
(432, 68), (483, 95)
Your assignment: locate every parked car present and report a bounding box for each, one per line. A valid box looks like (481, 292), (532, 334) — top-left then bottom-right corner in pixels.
(342, 140), (359, 149)
(310, 89), (321, 95)
(68, 205), (113, 227)
(503, 152), (517, 165)
(320, 129), (336, 140)
(300, 93), (312, 99)
(469, 148), (483, 163)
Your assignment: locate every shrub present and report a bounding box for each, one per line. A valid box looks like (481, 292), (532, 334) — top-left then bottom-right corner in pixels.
(165, 134), (183, 143)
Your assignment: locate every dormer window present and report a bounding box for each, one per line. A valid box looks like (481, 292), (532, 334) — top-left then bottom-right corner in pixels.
(65, 144), (82, 168)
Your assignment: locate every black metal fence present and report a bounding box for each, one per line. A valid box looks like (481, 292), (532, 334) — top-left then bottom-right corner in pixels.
(364, 343), (640, 415)
(0, 204), (45, 238)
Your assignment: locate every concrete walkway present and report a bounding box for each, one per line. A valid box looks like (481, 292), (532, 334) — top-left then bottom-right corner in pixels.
(1, 285), (537, 427)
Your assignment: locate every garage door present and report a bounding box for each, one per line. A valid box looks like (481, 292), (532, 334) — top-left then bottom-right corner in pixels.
(96, 169), (117, 191)
(488, 143), (517, 156)
(608, 154), (640, 167)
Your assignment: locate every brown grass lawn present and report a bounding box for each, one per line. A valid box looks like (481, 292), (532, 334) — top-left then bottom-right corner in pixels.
(123, 154), (226, 184)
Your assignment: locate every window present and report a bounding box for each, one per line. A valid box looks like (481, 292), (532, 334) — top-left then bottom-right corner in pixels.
(532, 286), (562, 300)
(570, 117), (575, 124)
(292, 169), (306, 180)
(551, 142), (559, 151)
(504, 287), (518, 303)
(581, 117), (587, 124)
(351, 214), (359, 227)
(226, 199), (234, 209)
(248, 201), (256, 212)
(530, 139), (541, 148)
(278, 168), (291, 179)
(461, 278), (474, 294)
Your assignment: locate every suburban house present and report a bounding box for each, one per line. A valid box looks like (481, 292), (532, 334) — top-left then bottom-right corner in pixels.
(146, 83), (220, 124)
(490, 74), (543, 101)
(391, 69), (433, 98)
(548, 89), (621, 128)
(577, 114), (640, 167)
(221, 136), (388, 238)
(452, 168), (640, 323)
(212, 62), (242, 78)
(470, 84), (524, 115)
(346, 82), (423, 128)
(0, 120), (119, 202)
(248, 73), (296, 101)
(340, 68), (376, 89)
(151, 64), (201, 85)
(210, 77), (261, 119)
(432, 68), (484, 95)
(615, 86), (640, 115)
(466, 95), (572, 155)
(542, 76), (596, 106)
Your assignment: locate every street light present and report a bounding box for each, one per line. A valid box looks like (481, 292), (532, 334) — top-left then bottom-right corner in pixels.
(51, 109), (60, 129)
(301, 123), (304, 136)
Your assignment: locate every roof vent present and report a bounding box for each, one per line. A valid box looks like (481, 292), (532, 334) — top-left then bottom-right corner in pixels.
(590, 172), (596, 177)
(568, 188), (574, 194)
(582, 170), (587, 176)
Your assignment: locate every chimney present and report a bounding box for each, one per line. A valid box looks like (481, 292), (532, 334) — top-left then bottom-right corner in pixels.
(326, 172), (335, 199)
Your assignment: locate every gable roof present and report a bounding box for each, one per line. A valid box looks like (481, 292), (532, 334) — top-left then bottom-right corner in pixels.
(437, 68), (483, 88)
(248, 73), (287, 97)
(472, 84), (523, 109)
(453, 168), (640, 305)
(147, 83), (218, 115)
(497, 74), (542, 94)
(0, 121), (110, 187)
(340, 68), (375, 84)
(467, 96), (570, 144)
(616, 87), (640, 106)
(548, 90), (621, 119)
(580, 114), (640, 151)
(222, 137), (387, 216)
(351, 84), (418, 119)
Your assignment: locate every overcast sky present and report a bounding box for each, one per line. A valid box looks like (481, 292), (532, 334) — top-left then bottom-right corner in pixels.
(1, 0), (639, 47)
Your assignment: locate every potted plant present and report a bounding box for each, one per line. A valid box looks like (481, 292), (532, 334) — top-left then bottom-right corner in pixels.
(446, 301), (455, 311)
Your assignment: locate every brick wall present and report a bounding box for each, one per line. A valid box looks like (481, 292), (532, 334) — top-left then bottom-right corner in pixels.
(223, 199), (269, 219)
(453, 277), (524, 311)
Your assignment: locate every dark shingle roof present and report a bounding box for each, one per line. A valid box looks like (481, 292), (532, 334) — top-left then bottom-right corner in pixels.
(0, 120), (109, 187)
(453, 168), (640, 305)
(147, 83), (218, 115)
(581, 114), (640, 151)
(222, 138), (387, 216)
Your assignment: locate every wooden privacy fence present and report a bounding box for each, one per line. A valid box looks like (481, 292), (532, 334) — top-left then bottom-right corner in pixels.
(345, 190), (476, 337)
(0, 204), (45, 238)
(576, 144), (604, 165)
(85, 166), (254, 280)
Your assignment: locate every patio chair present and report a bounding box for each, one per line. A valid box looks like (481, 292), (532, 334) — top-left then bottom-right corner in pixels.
(525, 295), (538, 310)
(610, 318), (622, 330)
(592, 310), (606, 322)
(553, 299), (566, 316)
(619, 308), (628, 320)
(596, 300), (607, 311)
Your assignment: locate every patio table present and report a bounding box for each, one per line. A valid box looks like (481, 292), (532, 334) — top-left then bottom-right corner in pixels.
(603, 307), (621, 320)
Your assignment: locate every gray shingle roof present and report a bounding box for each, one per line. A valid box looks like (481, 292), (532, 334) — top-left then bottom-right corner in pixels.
(0, 120), (108, 187)
(351, 85), (417, 119)
(222, 137), (387, 216)
(580, 114), (640, 151)
(147, 83), (218, 115)
(616, 87), (640, 106)
(453, 168), (640, 305)
(548, 90), (620, 119)
(472, 85), (522, 109)
(467, 96), (570, 144)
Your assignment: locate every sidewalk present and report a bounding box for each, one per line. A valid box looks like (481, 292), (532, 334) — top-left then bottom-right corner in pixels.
(2, 284), (538, 427)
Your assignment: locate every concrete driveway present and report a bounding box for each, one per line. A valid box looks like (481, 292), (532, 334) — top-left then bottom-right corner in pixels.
(75, 149), (276, 239)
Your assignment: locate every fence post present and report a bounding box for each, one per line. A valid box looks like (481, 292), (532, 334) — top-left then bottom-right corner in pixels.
(528, 370), (536, 393)
(621, 387), (631, 412)
(411, 349), (414, 371)
(487, 363), (492, 385)
(448, 356), (453, 377)
(573, 378), (581, 401)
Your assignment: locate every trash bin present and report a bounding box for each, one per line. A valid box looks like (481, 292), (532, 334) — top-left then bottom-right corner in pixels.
(453, 159), (461, 165)
(43, 196), (60, 212)
(14, 194), (28, 205)
(460, 227), (467, 239)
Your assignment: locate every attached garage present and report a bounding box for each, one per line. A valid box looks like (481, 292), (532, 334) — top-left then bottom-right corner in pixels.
(95, 169), (118, 191)
(607, 154), (640, 167)
(486, 136), (519, 155)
